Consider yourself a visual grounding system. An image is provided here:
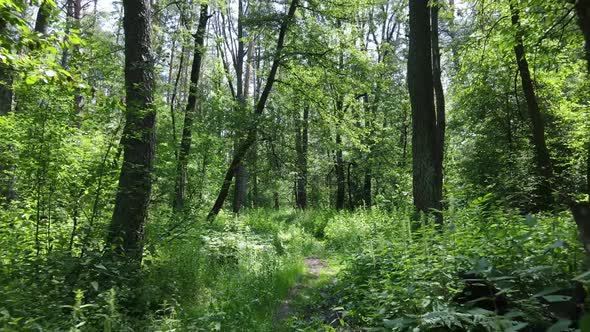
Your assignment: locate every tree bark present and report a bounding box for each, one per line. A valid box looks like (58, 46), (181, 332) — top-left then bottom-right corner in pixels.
(0, 17), (14, 204)
(431, 0), (445, 224)
(173, 4), (210, 213)
(208, 0), (299, 221)
(510, 3), (554, 209)
(408, 0), (438, 219)
(335, 133), (345, 210)
(295, 107), (309, 209)
(107, 0), (156, 263)
(572, 0), (590, 197)
(232, 0), (248, 214)
(576, 0), (590, 73)
(34, 0), (51, 35)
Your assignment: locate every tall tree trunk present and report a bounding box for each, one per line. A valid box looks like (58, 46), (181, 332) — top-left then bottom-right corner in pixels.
(408, 0), (438, 220)
(0, 17), (14, 204)
(107, 0), (156, 263)
(431, 0), (445, 224)
(207, 0), (299, 221)
(335, 132), (345, 210)
(573, 0), (590, 197)
(363, 95), (375, 207)
(232, 0), (249, 214)
(576, 0), (590, 74)
(510, 2), (554, 209)
(173, 4), (210, 213)
(295, 107), (309, 209)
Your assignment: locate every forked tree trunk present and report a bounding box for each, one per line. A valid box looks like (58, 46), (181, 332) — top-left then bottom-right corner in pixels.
(173, 4), (210, 212)
(408, 0), (438, 219)
(107, 0), (156, 263)
(510, 2), (554, 209)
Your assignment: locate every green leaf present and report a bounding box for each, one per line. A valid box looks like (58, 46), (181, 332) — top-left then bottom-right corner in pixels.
(25, 75), (38, 85)
(547, 320), (572, 332)
(542, 295), (571, 303)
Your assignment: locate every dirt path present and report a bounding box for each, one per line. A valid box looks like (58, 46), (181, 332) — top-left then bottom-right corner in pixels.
(274, 257), (328, 322)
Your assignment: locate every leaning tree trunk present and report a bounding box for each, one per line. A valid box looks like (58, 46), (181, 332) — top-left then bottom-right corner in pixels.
(431, 0), (445, 224)
(510, 3), (554, 210)
(107, 0), (156, 263)
(173, 4), (210, 213)
(207, 0), (299, 221)
(408, 0), (438, 220)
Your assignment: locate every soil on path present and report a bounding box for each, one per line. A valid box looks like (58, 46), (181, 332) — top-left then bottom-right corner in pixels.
(274, 257), (328, 322)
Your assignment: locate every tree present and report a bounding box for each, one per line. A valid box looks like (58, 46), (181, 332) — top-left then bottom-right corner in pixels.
(408, 0), (440, 221)
(510, 1), (554, 209)
(431, 0), (445, 224)
(572, 0), (590, 196)
(173, 3), (210, 213)
(295, 106), (309, 209)
(208, 0), (299, 221)
(107, 0), (156, 263)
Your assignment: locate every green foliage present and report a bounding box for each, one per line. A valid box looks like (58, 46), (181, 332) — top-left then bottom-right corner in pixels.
(285, 204), (583, 331)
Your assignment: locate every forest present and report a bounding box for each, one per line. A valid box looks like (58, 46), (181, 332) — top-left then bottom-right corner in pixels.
(1, 0), (590, 330)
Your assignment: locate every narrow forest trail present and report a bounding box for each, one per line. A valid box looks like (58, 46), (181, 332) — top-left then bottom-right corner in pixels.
(274, 257), (328, 324)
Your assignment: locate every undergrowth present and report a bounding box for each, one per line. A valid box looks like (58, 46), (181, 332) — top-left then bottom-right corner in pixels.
(1, 203), (587, 331)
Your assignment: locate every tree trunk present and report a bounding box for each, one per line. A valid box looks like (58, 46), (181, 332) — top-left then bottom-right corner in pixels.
(0, 17), (14, 204)
(408, 0), (438, 219)
(576, 0), (590, 73)
(510, 3), (554, 209)
(295, 107), (309, 209)
(107, 0), (156, 263)
(208, 0), (299, 221)
(232, 162), (248, 213)
(34, 0), (51, 35)
(335, 133), (345, 210)
(573, 0), (590, 197)
(232, 0), (250, 214)
(173, 4), (209, 213)
(431, 0), (445, 224)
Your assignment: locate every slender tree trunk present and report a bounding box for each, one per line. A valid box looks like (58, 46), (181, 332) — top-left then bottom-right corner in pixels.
(431, 0), (445, 224)
(208, 0), (299, 221)
(173, 4), (210, 213)
(408, 0), (438, 219)
(295, 107), (309, 209)
(510, 3), (554, 209)
(335, 132), (345, 210)
(107, 0), (156, 263)
(363, 95), (374, 207)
